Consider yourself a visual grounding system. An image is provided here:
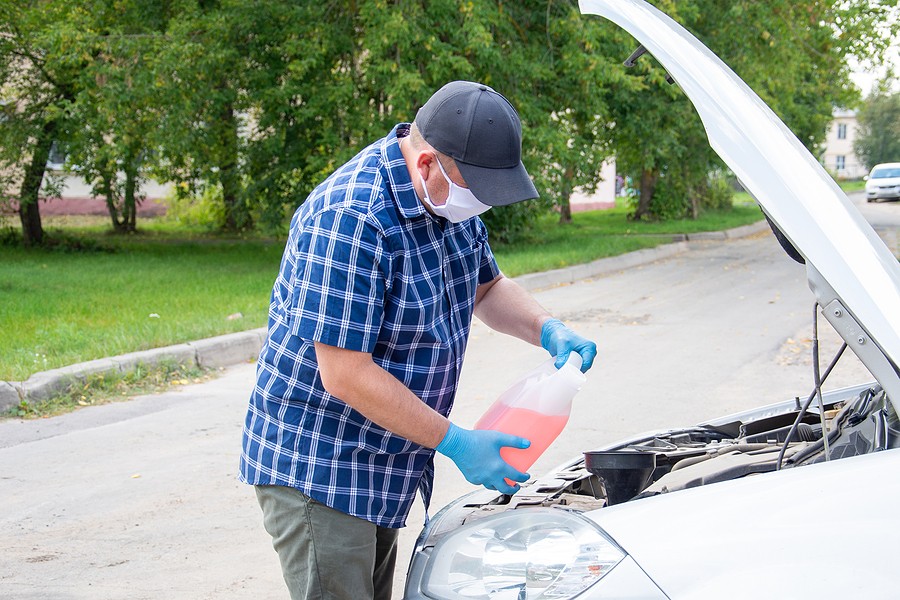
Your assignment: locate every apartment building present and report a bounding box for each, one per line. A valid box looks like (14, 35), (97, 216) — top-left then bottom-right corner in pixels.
(821, 109), (869, 179)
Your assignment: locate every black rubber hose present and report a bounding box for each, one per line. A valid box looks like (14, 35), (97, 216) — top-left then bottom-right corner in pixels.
(775, 336), (848, 471)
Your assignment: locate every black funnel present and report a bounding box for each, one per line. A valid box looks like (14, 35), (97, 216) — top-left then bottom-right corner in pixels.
(584, 451), (656, 506)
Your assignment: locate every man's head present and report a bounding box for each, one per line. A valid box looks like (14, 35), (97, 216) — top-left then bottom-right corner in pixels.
(409, 81), (538, 210)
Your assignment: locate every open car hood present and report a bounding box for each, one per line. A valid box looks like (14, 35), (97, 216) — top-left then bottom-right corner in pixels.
(579, 0), (900, 411)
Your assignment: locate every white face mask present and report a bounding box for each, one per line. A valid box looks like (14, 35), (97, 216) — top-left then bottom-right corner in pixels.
(420, 155), (491, 223)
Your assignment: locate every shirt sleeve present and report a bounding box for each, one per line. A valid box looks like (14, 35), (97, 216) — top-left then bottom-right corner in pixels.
(476, 219), (501, 285)
(289, 207), (390, 353)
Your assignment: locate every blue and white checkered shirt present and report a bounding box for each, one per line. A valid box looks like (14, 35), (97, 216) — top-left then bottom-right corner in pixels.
(240, 124), (501, 528)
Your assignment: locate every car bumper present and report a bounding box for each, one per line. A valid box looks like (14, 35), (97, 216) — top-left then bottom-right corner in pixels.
(866, 187), (900, 200)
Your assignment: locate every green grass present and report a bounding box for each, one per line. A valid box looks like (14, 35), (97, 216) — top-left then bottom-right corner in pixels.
(838, 179), (866, 193)
(732, 178), (866, 206)
(0, 225), (283, 381)
(492, 202), (764, 277)
(0, 201), (766, 381)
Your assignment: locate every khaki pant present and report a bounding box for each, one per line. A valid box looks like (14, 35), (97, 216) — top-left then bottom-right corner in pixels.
(255, 485), (400, 600)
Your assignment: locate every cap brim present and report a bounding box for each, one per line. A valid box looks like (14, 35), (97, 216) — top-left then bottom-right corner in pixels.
(456, 160), (539, 207)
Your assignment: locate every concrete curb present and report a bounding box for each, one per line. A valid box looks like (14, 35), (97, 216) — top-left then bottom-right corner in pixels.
(0, 219), (771, 414)
(1, 328), (267, 413)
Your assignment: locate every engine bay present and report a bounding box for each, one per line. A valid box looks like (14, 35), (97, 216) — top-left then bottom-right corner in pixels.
(457, 383), (899, 522)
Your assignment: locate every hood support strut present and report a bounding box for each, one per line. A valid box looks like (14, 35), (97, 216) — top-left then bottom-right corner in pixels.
(808, 264), (900, 416)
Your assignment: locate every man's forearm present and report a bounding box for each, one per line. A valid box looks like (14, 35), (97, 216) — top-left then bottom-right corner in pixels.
(474, 275), (552, 346)
(314, 342), (449, 448)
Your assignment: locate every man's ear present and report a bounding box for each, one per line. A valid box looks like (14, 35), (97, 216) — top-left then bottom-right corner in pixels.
(415, 150), (435, 180)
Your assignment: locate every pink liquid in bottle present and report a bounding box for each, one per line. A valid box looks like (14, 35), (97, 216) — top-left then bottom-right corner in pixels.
(488, 406), (570, 474)
(474, 354), (585, 486)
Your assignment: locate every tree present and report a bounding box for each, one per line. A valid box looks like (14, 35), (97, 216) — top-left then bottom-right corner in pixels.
(62, 1), (174, 233)
(603, 38), (715, 220)
(324, 0), (633, 238)
(606, 0), (900, 220)
(157, 0), (629, 239)
(148, 0), (253, 233)
(855, 77), (900, 169)
(0, 1), (81, 247)
(230, 2), (358, 232)
(496, 1), (634, 225)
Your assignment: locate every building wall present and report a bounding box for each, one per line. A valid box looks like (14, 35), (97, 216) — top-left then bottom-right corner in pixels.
(821, 110), (869, 179)
(569, 159), (617, 212)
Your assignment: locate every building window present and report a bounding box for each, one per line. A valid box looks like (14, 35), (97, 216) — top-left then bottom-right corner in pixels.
(836, 155), (846, 171)
(837, 123), (847, 140)
(46, 141), (68, 170)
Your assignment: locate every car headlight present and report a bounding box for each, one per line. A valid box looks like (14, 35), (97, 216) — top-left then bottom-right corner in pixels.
(421, 509), (625, 600)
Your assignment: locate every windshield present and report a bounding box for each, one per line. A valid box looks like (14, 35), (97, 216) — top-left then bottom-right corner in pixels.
(871, 167), (900, 179)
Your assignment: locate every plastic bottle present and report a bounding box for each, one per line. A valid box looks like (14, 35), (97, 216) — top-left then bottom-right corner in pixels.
(474, 353), (586, 478)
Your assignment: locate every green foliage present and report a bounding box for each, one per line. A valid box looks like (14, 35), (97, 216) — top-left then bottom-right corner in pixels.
(609, 0), (900, 220)
(0, 224), (116, 252)
(687, 0), (893, 153)
(0, 226), (19, 247)
(855, 77), (900, 169)
(162, 184), (227, 231)
(316, 0), (633, 234)
(481, 199), (553, 245)
(641, 170), (695, 221)
(702, 171), (738, 212)
(60, 0), (173, 233)
(2, 0), (898, 244)
(0, 0), (83, 245)
(633, 166), (737, 220)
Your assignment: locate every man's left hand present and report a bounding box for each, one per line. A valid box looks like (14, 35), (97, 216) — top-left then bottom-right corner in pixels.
(540, 318), (597, 372)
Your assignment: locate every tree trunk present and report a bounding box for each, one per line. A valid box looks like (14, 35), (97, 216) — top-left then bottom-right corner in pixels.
(102, 169), (125, 232)
(218, 102), (245, 232)
(558, 197), (573, 224)
(631, 168), (659, 221)
(558, 165), (575, 224)
(18, 121), (56, 247)
(123, 160), (138, 233)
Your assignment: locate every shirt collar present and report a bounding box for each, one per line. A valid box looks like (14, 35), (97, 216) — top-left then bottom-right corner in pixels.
(381, 123), (428, 220)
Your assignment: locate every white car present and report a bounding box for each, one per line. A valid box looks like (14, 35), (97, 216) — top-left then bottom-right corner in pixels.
(865, 163), (900, 202)
(403, 1), (900, 599)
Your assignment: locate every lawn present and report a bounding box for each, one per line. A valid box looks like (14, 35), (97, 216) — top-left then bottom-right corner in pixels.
(494, 202), (763, 277)
(1, 232), (283, 381)
(0, 200), (768, 381)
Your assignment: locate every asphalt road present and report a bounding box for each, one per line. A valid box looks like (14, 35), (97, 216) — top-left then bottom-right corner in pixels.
(854, 191), (900, 253)
(0, 206), (883, 599)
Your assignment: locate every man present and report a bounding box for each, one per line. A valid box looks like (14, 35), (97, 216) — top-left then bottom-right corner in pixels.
(240, 81), (597, 600)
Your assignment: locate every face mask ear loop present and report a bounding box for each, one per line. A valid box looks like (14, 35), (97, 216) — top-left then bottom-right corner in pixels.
(422, 154), (454, 208)
(420, 151), (491, 222)
(433, 154), (453, 185)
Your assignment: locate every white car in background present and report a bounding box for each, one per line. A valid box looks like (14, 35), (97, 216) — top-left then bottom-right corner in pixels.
(865, 162), (900, 202)
(403, 1), (900, 599)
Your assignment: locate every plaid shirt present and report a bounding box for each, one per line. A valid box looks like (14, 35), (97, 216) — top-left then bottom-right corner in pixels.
(240, 124), (501, 528)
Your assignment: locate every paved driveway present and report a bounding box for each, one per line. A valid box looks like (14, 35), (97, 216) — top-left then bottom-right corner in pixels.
(0, 227), (875, 599)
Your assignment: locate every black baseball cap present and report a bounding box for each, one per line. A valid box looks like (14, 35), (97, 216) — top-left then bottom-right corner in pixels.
(415, 81), (539, 206)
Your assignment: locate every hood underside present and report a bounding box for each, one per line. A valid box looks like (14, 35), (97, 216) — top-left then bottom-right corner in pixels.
(578, 0), (900, 411)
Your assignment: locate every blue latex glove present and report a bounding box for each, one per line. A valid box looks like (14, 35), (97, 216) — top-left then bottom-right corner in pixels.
(435, 423), (530, 495)
(540, 318), (598, 372)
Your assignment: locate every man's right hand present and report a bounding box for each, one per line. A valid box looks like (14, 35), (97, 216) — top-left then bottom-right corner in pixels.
(435, 423), (530, 495)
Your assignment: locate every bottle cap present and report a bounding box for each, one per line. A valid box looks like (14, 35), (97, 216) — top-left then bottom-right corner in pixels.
(557, 353), (587, 389)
